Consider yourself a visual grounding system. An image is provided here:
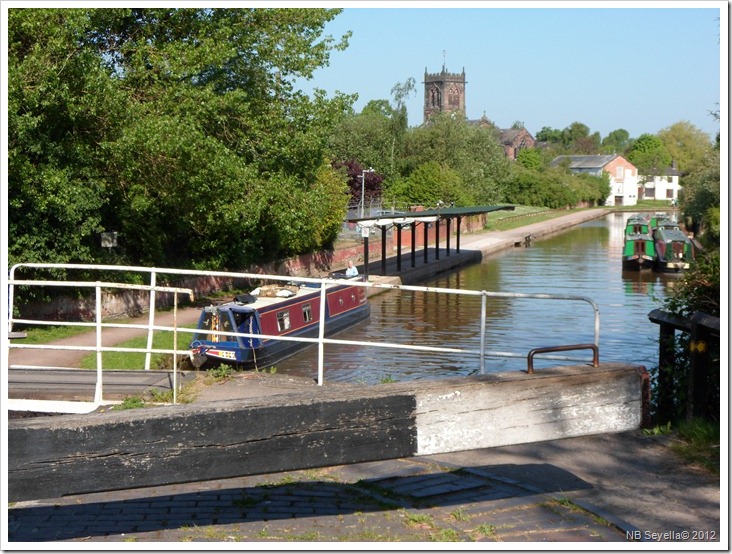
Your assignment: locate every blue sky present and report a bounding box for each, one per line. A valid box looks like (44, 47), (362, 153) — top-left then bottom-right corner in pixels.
(296, 3), (725, 141)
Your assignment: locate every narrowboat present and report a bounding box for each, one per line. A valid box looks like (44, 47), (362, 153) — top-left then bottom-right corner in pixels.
(188, 277), (370, 370)
(622, 232), (655, 271)
(653, 227), (695, 272)
(624, 214), (652, 235)
(648, 212), (673, 230)
(654, 217), (680, 232)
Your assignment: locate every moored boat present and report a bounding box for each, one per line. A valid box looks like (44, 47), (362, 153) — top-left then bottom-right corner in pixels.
(624, 213), (652, 235)
(653, 227), (695, 272)
(188, 276), (370, 370)
(622, 232), (655, 271)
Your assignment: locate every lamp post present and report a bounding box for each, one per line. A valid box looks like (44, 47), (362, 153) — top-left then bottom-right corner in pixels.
(360, 167), (374, 218)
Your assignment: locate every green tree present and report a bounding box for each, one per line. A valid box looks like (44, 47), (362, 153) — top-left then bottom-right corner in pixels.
(9, 7), (354, 270)
(601, 128), (631, 154)
(402, 112), (511, 205)
(515, 148), (543, 171)
(328, 101), (393, 184)
(678, 146), (720, 243)
(386, 161), (467, 207)
(535, 126), (562, 144)
(8, 9), (126, 266)
(657, 121), (714, 174)
(626, 134), (672, 195)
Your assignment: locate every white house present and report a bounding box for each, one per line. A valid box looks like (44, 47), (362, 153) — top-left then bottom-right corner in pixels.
(551, 155), (639, 207)
(638, 161), (683, 203)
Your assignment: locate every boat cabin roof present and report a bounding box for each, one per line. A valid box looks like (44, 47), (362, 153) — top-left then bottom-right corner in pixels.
(210, 279), (360, 312)
(655, 227), (691, 242)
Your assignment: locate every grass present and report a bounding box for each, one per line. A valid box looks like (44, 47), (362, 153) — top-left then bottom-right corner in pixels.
(670, 418), (720, 474)
(484, 205), (562, 231)
(79, 325), (197, 370)
(485, 200), (676, 233)
(17, 321), (120, 345)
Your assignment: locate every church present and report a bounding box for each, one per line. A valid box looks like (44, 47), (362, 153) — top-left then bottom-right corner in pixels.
(423, 64), (536, 161)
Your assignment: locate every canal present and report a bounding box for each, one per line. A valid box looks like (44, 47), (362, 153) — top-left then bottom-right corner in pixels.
(276, 212), (680, 384)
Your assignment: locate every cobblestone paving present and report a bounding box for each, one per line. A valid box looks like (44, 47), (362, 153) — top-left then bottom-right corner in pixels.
(8, 457), (629, 543)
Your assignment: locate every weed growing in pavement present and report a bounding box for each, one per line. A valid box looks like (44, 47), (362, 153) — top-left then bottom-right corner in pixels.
(112, 396), (147, 410)
(429, 528), (461, 541)
(288, 530), (322, 541)
(545, 497), (612, 527)
(402, 511), (435, 529)
(450, 507), (471, 522)
(206, 364), (235, 382)
(470, 523), (498, 540)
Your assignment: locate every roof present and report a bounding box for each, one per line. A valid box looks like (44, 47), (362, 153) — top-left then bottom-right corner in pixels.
(499, 127), (535, 145)
(551, 155), (620, 170)
(348, 205), (515, 225)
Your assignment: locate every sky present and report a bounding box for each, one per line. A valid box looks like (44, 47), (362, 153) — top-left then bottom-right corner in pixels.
(295, 2), (726, 141)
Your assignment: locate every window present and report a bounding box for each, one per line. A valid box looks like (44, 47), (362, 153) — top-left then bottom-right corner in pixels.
(616, 166), (624, 180)
(302, 303), (313, 323)
(276, 310), (291, 332)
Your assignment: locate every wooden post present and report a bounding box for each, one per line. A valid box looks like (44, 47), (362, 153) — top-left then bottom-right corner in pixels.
(656, 322), (677, 424)
(688, 312), (719, 421)
(396, 224), (402, 272)
(410, 222), (416, 268)
(435, 218), (440, 260)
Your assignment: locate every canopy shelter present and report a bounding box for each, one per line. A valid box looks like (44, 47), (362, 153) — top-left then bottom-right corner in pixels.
(347, 205), (515, 278)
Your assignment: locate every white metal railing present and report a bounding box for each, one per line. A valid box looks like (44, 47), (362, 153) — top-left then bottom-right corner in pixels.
(8, 263), (601, 406)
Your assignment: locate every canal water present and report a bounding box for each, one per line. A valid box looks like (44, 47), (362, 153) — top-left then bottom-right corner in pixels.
(276, 212), (681, 385)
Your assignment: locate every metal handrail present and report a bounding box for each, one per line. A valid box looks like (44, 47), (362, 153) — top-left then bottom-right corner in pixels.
(527, 344), (600, 374)
(8, 263), (602, 403)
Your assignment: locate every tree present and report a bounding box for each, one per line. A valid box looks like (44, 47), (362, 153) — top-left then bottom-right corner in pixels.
(332, 159), (383, 209)
(678, 146), (720, 242)
(515, 148), (543, 172)
(535, 126), (562, 144)
(625, 134), (672, 187)
(8, 9), (126, 267)
(601, 129), (631, 154)
(386, 161), (467, 207)
(561, 121), (600, 153)
(657, 121), (714, 174)
(402, 112), (512, 205)
(9, 8), (354, 270)
(388, 78), (416, 176)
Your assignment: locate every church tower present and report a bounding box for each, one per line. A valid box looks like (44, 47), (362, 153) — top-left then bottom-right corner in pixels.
(423, 65), (466, 123)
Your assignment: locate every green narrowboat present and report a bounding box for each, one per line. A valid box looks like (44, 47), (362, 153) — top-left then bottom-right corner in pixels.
(654, 227), (695, 272)
(622, 232), (655, 271)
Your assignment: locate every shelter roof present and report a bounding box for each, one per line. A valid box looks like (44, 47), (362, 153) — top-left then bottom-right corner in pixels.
(347, 205), (515, 226)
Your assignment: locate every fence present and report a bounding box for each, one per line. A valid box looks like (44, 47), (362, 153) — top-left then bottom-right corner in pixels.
(9, 263), (602, 409)
(647, 308), (720, 422)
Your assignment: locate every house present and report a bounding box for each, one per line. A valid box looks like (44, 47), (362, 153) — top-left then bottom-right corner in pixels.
(637, 161), (683, 203)
(499, 127), (536, 160)
(551, 155), (639, 207)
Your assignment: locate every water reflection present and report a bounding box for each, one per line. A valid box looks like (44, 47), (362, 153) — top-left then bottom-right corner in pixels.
(275, 212), (678, 384)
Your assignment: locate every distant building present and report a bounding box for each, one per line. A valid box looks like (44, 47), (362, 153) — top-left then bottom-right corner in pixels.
(499, 127), (536, 161)
(423, 65), (466, 122)
(551, 155), (639, 207)
(638, 161), (683, 202)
